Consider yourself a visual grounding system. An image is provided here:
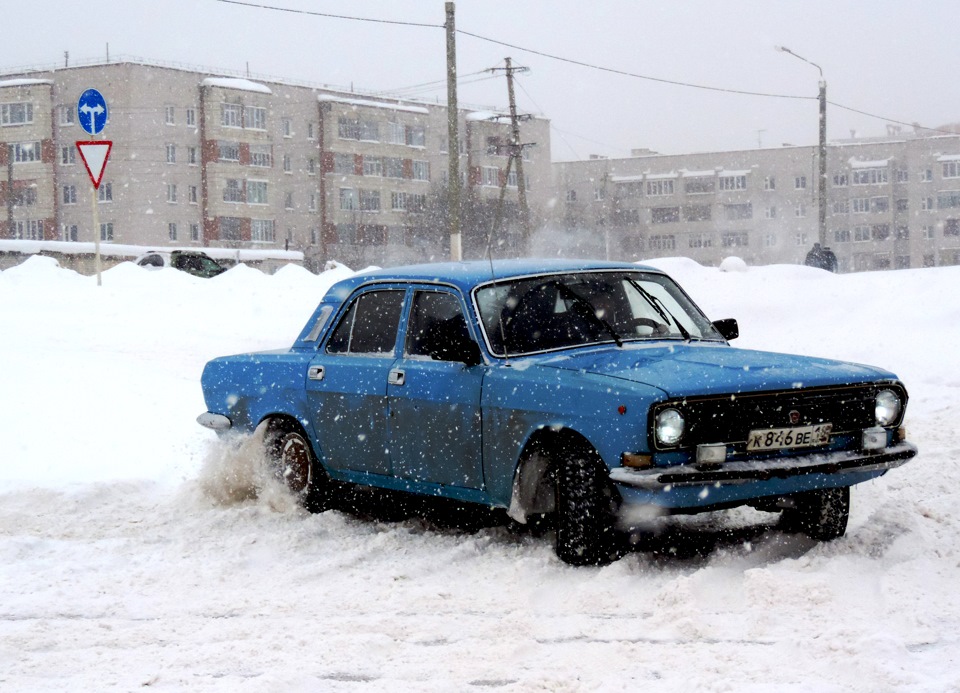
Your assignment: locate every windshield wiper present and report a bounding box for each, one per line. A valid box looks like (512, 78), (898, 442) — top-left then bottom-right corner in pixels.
(554, 283), (624, 347)
(625, 278), (692, 341)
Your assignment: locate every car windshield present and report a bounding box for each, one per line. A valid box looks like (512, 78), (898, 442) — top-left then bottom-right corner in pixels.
(474, 271), (723, 356)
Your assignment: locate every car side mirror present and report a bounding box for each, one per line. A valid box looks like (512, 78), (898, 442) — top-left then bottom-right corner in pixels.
(712, 318), (739, 341)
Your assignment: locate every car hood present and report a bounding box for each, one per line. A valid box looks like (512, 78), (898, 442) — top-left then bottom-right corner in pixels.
(534, 342), (896, 398)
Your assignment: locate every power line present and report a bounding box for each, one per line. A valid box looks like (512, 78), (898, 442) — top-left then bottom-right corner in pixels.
(214, 0), (442, 28)
(829, 100), (958, 137)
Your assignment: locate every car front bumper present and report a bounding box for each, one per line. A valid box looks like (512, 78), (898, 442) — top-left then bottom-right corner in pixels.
(609, 441), (918, 491)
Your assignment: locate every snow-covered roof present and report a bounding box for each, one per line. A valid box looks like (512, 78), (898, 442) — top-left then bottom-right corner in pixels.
(937, 154), (960, 162)
(610, 175), (645, 183)
(465, 110), (511, 122)
(200, 77), (272, 94)
(848, 158), (891, 168)
(719, 169), (751, 176)
(0, 78), (53, 88)
(317, 94), (429, 115)
(644, 171), (678, 180)
(681, 169), (717, 178)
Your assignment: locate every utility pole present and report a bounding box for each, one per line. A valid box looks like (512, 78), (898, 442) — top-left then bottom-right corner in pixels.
(5, 145), (13, 239)
(490, 57), (532, 253)
(445, 2), (462, 261)
(817, 78), (827, 248)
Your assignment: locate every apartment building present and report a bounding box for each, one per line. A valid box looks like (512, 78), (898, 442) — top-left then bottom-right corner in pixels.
(554, 130), (960, 272)
(0, 60), (551, 271)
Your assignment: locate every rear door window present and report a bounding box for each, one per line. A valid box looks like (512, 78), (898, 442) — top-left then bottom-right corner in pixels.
(326, 290), (405, 355)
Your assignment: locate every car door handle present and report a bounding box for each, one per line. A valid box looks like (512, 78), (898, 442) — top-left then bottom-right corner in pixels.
(388, 369), (405, 386)
(308, 365), (325, 381)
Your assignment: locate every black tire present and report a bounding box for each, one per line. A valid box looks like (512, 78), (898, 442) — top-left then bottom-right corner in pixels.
(554, 452), (621, 566)
(264, 419), (331, 512)
(780, 486), (850, 541)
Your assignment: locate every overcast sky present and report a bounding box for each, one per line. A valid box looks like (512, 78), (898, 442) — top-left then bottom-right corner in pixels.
(5, 1), (958, 160)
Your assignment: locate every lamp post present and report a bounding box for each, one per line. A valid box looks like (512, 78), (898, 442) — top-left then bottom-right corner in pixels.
(777, 46), (828, 252)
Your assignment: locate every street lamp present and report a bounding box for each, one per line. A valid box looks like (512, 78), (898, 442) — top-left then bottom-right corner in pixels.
(777, 46), (828, 254)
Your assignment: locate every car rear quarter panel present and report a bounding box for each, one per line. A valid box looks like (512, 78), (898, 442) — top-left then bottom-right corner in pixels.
(480, 362), (666, 507)
(201, 351), (313, 434)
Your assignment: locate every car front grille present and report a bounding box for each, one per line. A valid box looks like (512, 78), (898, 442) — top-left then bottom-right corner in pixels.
(651, 381), (907, 452)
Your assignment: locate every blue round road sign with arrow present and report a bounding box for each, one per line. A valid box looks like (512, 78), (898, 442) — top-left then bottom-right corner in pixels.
(77, 88), (108, 136)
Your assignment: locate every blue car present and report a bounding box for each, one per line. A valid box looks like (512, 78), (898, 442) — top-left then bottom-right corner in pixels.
(198, 259), (917, 565)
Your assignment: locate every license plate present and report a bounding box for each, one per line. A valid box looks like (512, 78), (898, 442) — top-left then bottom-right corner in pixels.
(746, 424), (833, 451)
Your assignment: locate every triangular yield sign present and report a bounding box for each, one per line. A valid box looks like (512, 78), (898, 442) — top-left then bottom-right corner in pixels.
(76, 141), (113, 190)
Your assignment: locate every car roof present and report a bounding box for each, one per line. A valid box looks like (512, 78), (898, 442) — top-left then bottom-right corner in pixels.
(330, 259), (661, 295)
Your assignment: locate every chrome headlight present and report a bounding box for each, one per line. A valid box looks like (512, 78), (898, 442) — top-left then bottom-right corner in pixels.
(655, 408), (685, 446)
(875, 389), (902, 427)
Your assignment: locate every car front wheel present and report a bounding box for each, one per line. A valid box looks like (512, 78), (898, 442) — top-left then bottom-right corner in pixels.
(264, 419), (331, 512)
(780, 486), (850, 541)
(554, 453), (621, 566)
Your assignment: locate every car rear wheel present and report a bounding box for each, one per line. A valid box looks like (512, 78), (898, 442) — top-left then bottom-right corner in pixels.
(264, 419), (331, 512)
(554, 452), (621, 566)
(780, 486), (849, 541)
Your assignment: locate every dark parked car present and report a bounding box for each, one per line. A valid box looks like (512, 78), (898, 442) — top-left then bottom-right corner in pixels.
(198, 260), (916, 565)
(136, 250), (226, 278)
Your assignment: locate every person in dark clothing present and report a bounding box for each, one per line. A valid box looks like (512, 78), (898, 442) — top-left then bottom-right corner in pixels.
(804, 243), (837, 272)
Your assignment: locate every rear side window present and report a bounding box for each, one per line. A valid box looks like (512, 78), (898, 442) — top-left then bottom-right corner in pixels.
(326, 290), (404, 355)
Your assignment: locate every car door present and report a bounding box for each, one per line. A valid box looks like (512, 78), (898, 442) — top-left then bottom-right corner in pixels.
(388, 288), (485, 489)
(306, 287), (405, 477)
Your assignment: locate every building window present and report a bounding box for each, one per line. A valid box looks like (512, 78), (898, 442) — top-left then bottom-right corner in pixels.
(221, 103), (242, 128)
(224, 179), (243, 203)
(763, 206), (777, 219)
(190, 223), (200, 241)
(565, 189), (577, 203)
(247, 180), (268, 205)
(168, 222), (178, 240)
(763, 233), (777, 247)
(832, 173), (848, 187)
(852, 198), (870, 214)
(854, 225), (871, 242)
(218, 141), (240, 162)
(648, 234), (676, 250)
(795, 201), (806, 217)
(167, 184), (177, 203)
(718, 175), (747, 191)
(651, 206), (680, 224)
(283, 155), (292, 173)
(834, 228), (851, 243)
(896, 225), (910, 240)
(795, 175), (807, 190)
(244, 106), (267, 130)
(61, 145), (76, 165)
(339, 188), (358, 210)
(405, 125), (425, 147)
(896, 169), (909, 183)
(721, 231), (749, 248)
(333, 153), (354, 175)
(308, 158), (317, 175)
(922, 225), (935, 239)
(895, 255), (911, 269)
(684, 176), (715, 194)
(920, 169), (933, 182)
(338, 117), (361, 140)
(166, 144), (176, 163)
(832, 200), (849, 215)
(98, 182), (112, 202)
(615, 182), (642, 199)
(412, 160), (430, 181)
(872, 223), (891, 240)
(943, 162), (960, 179)
(12, 141), (41, 163)
(795, 233), (808, 246)
(385, 121), (405, 144)
(688, 233), (713, 248)
(282, 118), (292, 137)
(896, 198), (909, 212)
(189, 185), (198, 204)
(763, 176), (776, 191)
(360, 189), (380, 211)
(363, 157), (383, 177)
(58, 105), (75, 126)
(186, 108), (196, 126)
(285, 192), (294, 210)
(62, 185), (77, 205)
(13, 219), (44, 240)
(165, 106), (175, 125)
(509, 171), (519, 188)
(220, 217), (242, 241)
(188, 146), (198, 165)
(921, 196), (935, 211)
(481, 166), (499, 187)
(392, 191), (407, 211)
(309, 193), (317, 211)
(1, 102), (33, 126)
(647, 179), (675, 196)
(61, 224), (78, 241)
(13, 187), (37, 206)
(944, 219), (960, 237)
(100, 222), (114, 241)
(852, 168), (888, 185)
(250, 145), (272, 168)
(252, 219), (275, 242)
(307, 122), (315, 139)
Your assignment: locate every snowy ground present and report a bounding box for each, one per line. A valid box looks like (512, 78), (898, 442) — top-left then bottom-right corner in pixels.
(1, 256), (958, 692)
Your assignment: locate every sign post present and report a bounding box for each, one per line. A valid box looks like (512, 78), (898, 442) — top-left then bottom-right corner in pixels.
(77, 89), (109, 286)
